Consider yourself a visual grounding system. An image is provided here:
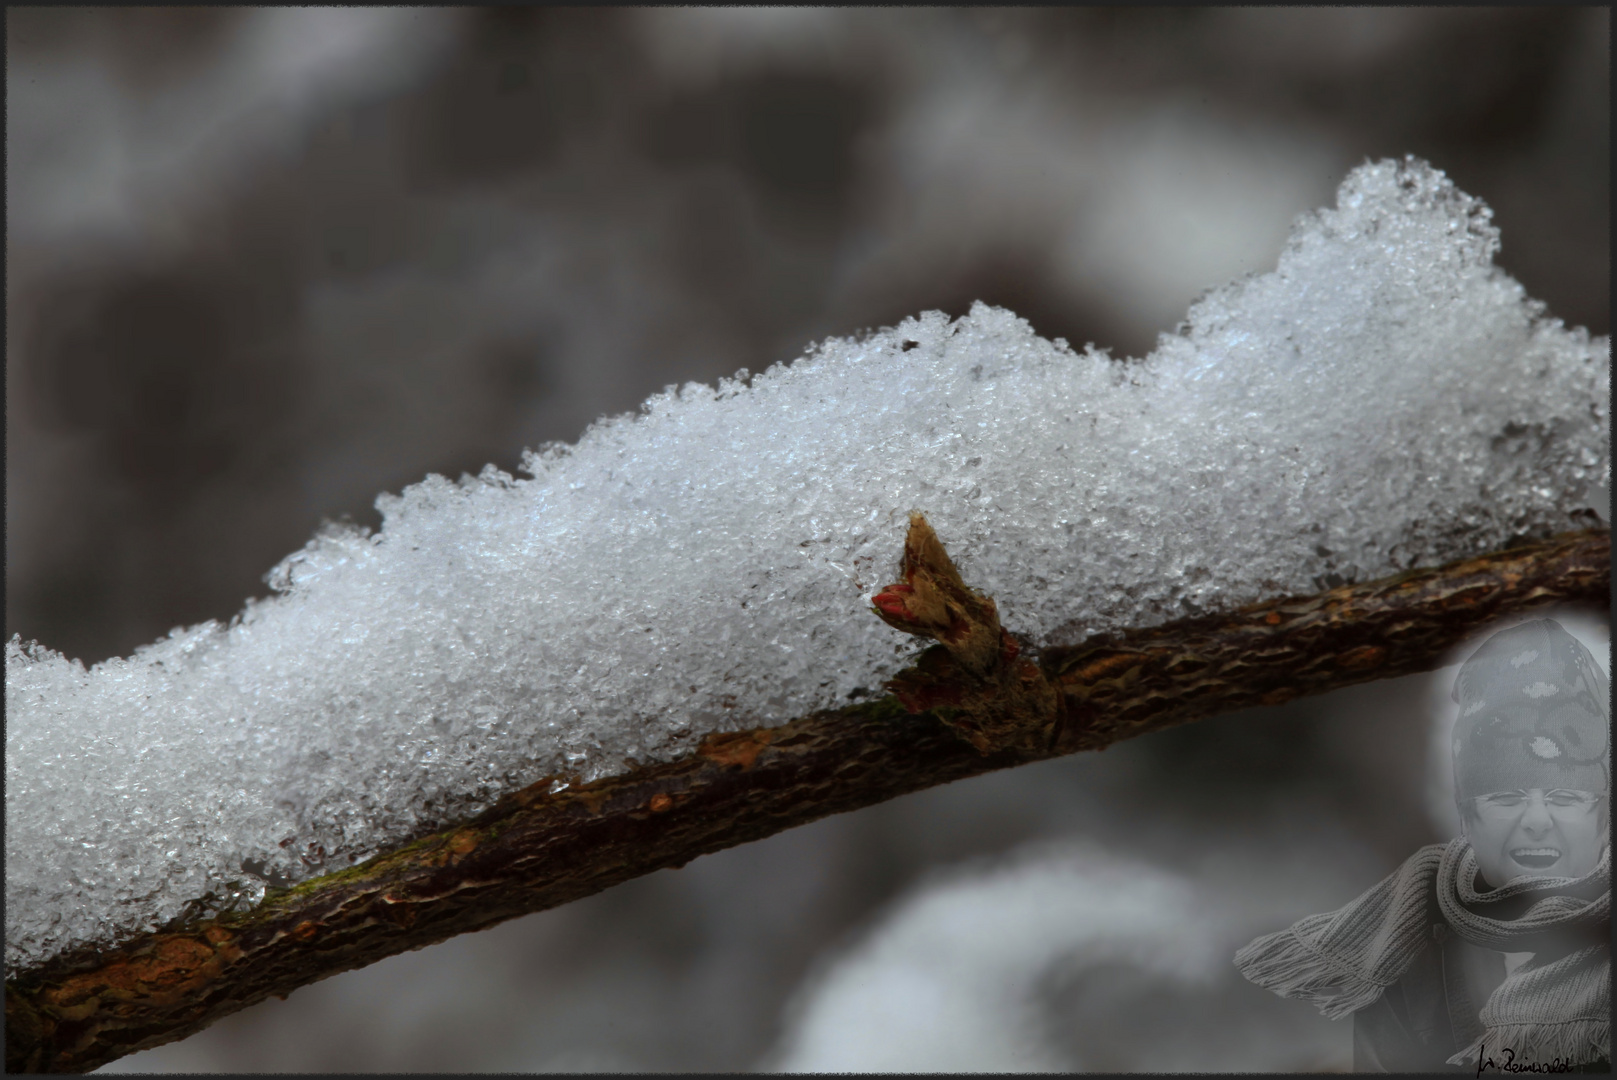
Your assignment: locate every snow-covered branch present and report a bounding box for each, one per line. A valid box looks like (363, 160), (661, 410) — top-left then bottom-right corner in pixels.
(7, 526), (1608, 1073)
(5, 157), (1610, 1070)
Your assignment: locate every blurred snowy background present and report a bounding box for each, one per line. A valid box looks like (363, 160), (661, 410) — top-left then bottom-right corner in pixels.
(5, 7), (1607, 1072)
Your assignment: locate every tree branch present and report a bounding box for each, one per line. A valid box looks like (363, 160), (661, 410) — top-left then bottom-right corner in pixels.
(6, 526), (1609, 1073)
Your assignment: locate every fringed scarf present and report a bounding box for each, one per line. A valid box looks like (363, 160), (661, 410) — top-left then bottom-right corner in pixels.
(1234, 837), (1610, 1068)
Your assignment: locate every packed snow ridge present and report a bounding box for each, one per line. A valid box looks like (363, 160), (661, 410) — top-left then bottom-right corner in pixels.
(7, 157), (1609, 968)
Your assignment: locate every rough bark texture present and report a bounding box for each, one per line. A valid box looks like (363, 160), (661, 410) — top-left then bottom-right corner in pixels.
(5, 526), (1609, 1073)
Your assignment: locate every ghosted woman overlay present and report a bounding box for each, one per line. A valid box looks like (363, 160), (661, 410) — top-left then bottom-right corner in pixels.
(1236, 619), (1610, 1073)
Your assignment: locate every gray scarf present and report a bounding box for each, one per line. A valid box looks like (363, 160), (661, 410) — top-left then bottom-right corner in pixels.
(1234, 837), (1609, 1068)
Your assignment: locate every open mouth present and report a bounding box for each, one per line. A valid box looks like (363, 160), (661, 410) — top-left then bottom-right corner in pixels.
(1510, 847), (1562, 870)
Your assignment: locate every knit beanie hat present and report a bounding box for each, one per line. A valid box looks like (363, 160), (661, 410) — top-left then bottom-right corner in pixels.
(1451, 619), (1609, 802)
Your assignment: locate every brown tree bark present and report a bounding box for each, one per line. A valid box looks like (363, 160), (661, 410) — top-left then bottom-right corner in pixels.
(5, 526), (1609, 1073)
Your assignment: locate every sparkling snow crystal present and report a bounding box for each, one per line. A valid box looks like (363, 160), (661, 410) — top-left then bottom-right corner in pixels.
(6, 158), (1609, 969)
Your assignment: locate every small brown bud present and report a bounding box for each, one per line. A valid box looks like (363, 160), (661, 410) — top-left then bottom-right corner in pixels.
(870, 512), (1062, 755)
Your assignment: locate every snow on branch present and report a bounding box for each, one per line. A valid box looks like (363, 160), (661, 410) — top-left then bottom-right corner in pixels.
(5, 157), (1610, 1066)
(6, 527), (1609, 1073)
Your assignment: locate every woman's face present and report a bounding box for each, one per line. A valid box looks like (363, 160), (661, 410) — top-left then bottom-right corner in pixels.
(1464, 788), (1608, 888)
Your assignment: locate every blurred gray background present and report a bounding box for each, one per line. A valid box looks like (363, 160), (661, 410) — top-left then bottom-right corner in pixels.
(6, 7), (1608, 1072)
